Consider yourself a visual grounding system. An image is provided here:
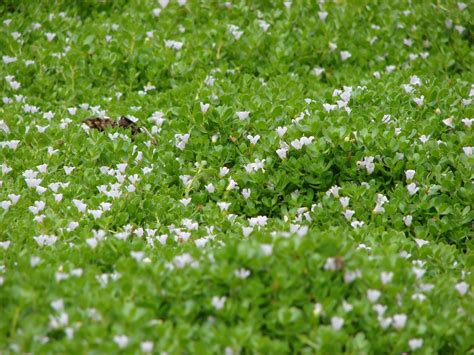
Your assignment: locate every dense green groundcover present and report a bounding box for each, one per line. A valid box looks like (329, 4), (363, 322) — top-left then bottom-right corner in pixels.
(0, 0), (473, 353)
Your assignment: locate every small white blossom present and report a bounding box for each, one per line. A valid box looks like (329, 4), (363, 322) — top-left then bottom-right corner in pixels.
(367, 289), (381, 303)
(455, 281), (469, 296)
(405, 170), (415, 181)
(403, 215), (413, 227)
(211, 296), (226, 310)
(407, 183), (419, 196)
(113, 335), (129, 349)
(235, 268), (251, 279)
(331, 316), (344, 330)
(340, 51), (351, 61)
(200, 102), (210, 113)
(393, 314), (407, 330)
(236, 111), (250, 120)
(408, 339), (423, 351)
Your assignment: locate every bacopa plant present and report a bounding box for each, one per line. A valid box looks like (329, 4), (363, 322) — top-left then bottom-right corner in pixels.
(0, 0), (473, 353)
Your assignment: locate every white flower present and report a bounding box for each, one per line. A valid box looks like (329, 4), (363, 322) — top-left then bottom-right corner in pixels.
(378, 317), (392, 329)
(402, 84), (414, 93)
(226, 177), (239, 190)
(393, 314), (407, 330)
(342, 301), (353, 312)
(443, 117), (454, 128)
(339, 197), (350, 209)
(228, 25), (243, 40)
(407, 183), (419, 196)
(64, 166), (75, 175)
(157, 234), (168, 245)
(331, 316), (344, 330)
(373, 304), (387, 317)
(200, 102), (210, 113)
(219, 166), (230, 177)
(344, 270), (361, 283)
(357, 156), (375, 174)
(2, 164), (13, 174)
(45, 32), (56, 41)
(131, 251), (145, 262)
(367, 289), (381, 303)
(408, 338), (423, 351)
(30, 256), (41, 267)
(455, 25), (465, 34)
(72, 199), (87, 213)
(204, 75), (215, 86)
(1, 201), (12, 211)
(340, 51), (351, 61)
(247, 134), (260, 145)
(89, 209), (103, 219)
(373, 194), (388, 214)
(25, 178), (42, 188)
(164, 40), (183, 50)
(342, 209), (355, 220)
(413, 95), (424, 106)
(180, 198), (191, 206)
(242, 226), (253, 237)
(290, 138), (305, 150)
(403, 215), (413, 226)
(312, 67), (325, 77)
(414, 238), (428, 248)
(36, 164), (48, 173)
(258, 20), (270, 32)
(244, 159), (265, 173)
(236, 111), (250, 120)
(50, 299), (65, 312)
(461, 118), (473, 127)
(419, 135), (429, 144)
(248, 215), (268, 227)
(455, 281), (469, 296)
(66, 221), (79, 232)
(318, 11), (328, 21)
(405, 170), (415, 181)
(403, 38), (413, 47)
(141, 341), (154, 353)
(113, 335), (129, 349)
(412, 293), (426, 302)
(116, 163), (127, 173)
(0, 241), (10, 249)
(463, 147), (473, 156)
(326, 185), (341, 198)
(217, 201), (231, 212)
(260, 244), (273, 256)
(205, 183), (215, 193)
(312, 303), (323, 316)
(33, 235), (58, 246)
(175, 133), (190, 150)
(323, 103), (337, 112)
(9, 81), (21, 90)
(211, 296), (226, 310)
(458, 2), (467, 11)
(276, 147), (288, 159)
(275, 126), (287, 137)
(380, 272), (393, 285)
(410, 75), (421, 86)
(242, 188), (251, 199)
(3, 56), (17, 64)
(0, 120), (10, 134)
(235, 268), (251, 279)
(351, 220), (365, 229)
